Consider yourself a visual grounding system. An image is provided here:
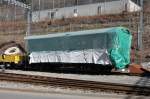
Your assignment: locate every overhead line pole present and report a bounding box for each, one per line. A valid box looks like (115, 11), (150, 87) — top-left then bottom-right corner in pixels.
(38, 0), (41, 20)
(27, 6), (31, 36)
(138, 0), (144, 51)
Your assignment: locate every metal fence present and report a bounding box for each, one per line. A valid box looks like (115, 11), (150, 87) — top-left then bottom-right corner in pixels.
(0, 0), (150, 59)
(0, 0), (144, 34)
(31, 0), (120, 11)
(0, 0), (145, 42)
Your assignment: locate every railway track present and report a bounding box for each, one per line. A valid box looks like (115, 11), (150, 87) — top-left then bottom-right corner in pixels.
(0, 72), (149, 96)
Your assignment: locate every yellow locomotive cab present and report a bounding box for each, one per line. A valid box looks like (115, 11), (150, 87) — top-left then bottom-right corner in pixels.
(0, 54), (23, 64)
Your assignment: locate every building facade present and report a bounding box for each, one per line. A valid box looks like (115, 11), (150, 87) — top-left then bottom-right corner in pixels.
(32, 0), (141, 22)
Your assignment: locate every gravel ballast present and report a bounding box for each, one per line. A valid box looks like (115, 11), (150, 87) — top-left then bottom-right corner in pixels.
(3, 70), (150, 87)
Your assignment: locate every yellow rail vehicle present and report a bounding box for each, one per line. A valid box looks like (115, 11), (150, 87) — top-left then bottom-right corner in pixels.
(0, 54), (23, 64)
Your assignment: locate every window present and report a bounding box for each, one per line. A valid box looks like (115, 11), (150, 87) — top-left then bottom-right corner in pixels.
(74, 9), (78, 13)
(48, 12), (50, 18)
(97, 6), (101, 15)
(125, 3), (127, 12)
(73, 9), (78, 17)
(51, 12), (55, 19)
(48, 12), (55, 19)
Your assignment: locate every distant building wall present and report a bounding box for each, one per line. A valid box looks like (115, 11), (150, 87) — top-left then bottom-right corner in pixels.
(32, 0), (141, 22)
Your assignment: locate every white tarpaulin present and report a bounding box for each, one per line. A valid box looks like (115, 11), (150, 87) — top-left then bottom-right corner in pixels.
(29, 49), (112, 65)
(141, 62), (150, 72)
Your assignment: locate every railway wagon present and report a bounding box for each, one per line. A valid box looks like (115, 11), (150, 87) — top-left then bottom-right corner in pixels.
(25, 27), (132, 70)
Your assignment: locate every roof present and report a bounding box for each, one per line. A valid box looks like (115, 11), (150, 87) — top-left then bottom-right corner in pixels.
(25, 27), (127, 40)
